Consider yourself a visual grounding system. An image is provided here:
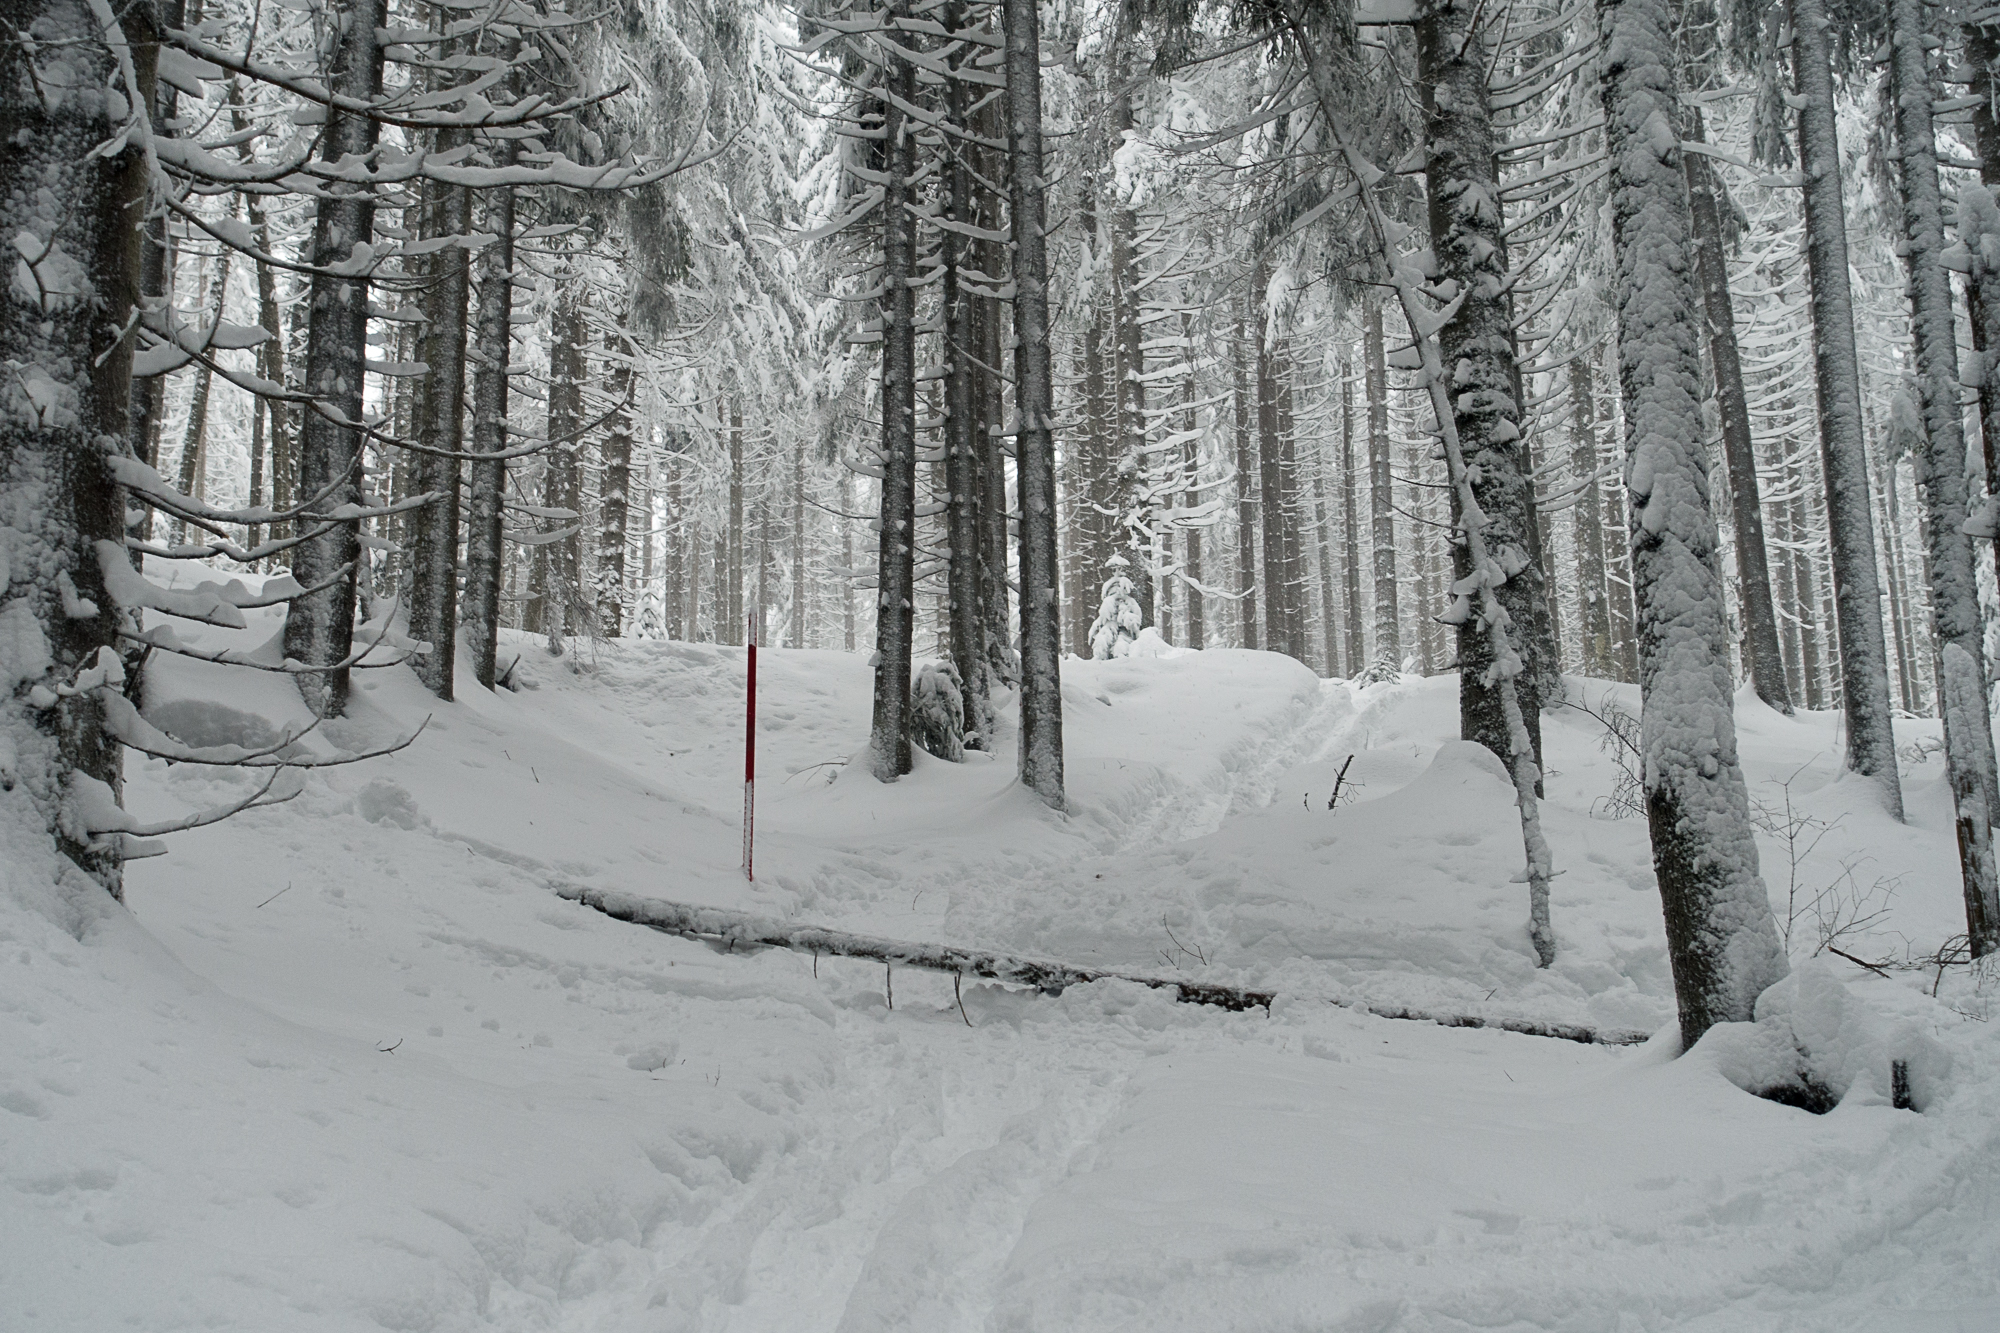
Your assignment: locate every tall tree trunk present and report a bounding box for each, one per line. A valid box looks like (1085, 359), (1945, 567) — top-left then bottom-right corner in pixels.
(407, 130), (471, 695)
(1684, 110), (1789, 712)
(842, 470), (857, 650)
(128, 0), (182, 517)
(1366, 297), (1400, 671)
(1600, 0), (1788, 1046)
(1232, 302), (1261, 648)
(975, 84), (1015, 687)
(0, 0), (151, 894)
(462, 145), (517, 689)
(867, 18), (919, 782)
(1341, 349), (1364, 674)
(1888, 0), (2000, 955)
(1417, 0), (1543, 764)
(728, 395), (745, 645)
(1310, 427), (1340, 676)
(1788, 0), (1903, 814)
(1111, 81), (1152, 629)
(1002, 0), (1064, 809)
(173, 246), (232, 528)
(1569, 358), (1614, 677)
(1771, 468), (1803, 700)
(1788, 455), (1825, 710)
(536, 289), (584, 652)
(943, 25), (992, 745)
(283, 0), (385, 717)
(1960, 16), (2000, 595)
(791, 444), (807, 648)
(1255, 271), (1297, 662)
(1181, 312), (1205, 651)
(598, 333), (634, 638)
(246, 183), (287, 559)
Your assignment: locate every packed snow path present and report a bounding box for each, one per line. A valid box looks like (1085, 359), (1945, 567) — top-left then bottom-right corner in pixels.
(6, 628), (1999, 1330)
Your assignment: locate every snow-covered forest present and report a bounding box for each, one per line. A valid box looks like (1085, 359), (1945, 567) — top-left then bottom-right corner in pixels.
(6, 0), (2000, 1326)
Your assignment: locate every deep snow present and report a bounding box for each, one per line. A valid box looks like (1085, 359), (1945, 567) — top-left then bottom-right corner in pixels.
(4, 607), (1998, 1331)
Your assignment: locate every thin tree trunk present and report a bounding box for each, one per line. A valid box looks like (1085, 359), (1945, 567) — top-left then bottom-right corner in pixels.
(1569, 358), (1614, 677)
(1255, 271), (1297, 662)
(1685, 110), (1789, 712)
(867, 18), (919, 782)
(1366, 297), (1400, 670)
(283, 0), (384, 718)
(1111, 80), (1152, 629)
(462, 140), (517, 689)
(1002, 0), (1065, 808)
(842, 469), (857, 650)
(1600, 0), (1788, 1046)
(598, 332), (634, 638)
(1341, 349), (1364, 674)
(537, 289), (584, 651)
(174, 245), (232, 525)
(1888, 0), (2000, 954)
(944, 24), (992, 744)
(1790, 0), (1903, 814)
(407, 126), (471, 695)
(791, 444), (807, 649)
(1232, 302), (1261, 648)
(1181, 312), (1205, 650)
(728, 395), (745, 644)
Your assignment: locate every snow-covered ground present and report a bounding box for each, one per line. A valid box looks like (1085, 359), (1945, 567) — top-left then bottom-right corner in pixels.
(5, 609), (1999, 1330)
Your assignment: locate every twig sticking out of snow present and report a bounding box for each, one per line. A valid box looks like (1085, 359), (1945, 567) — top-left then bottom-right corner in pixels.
(555, 884), (1657, 1045)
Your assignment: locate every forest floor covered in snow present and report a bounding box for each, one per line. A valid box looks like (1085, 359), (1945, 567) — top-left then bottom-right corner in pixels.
(5, 600), (2000, 1330)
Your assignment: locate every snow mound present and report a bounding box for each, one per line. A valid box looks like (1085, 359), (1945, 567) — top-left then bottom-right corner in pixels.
(1697, 959), (1953, 1113)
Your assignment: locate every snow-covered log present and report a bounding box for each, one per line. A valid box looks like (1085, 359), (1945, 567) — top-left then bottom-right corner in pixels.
(555, 884), (1654, 1045)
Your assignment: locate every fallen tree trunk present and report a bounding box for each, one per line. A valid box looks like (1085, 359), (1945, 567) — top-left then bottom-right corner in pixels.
(555, 883), (1655, 1045)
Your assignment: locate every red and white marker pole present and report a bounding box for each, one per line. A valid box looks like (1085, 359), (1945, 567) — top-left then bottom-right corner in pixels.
(742, 609), (757, 881)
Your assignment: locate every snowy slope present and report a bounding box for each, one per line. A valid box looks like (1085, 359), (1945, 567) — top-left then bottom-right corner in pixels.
(3, 619), (1998, 1331)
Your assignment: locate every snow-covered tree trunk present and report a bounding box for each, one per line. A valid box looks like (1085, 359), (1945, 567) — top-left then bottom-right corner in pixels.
(1569, 358), (1615, 677)
(727, 395), (745, 644)
(1417, 0), (1545, 770)
(1365, 297), (1400, 670)
(1111, 80), (1152, 630)
(1341, 350), (1364, 673)
(1887, 0), (2000, 955)
(462, 150), (517, 690)
(283, 0), (385, 717)
(534, 289), (584, 651)
(974, 84), (1015, 688)
(172, 247), (233, 527)
(1683, 110), (1788, 713)
(790, 444), (807, 649)
(1599, 0), (1788, 1045)
(126, 0), (179, 500)
(943, 23), (992, 747)
(867, 17), (918, 783)
(407, 143), (471, 696)
(597, 334), (633, 639)
(1787, 0), (1902, 813)
(1232, 303), (1260, 648)
(1254, 269), (1300, 662)
(1001, 0), (1064, 809)
(1180, 312), (1206, 651)
(0, 0), (152, 895)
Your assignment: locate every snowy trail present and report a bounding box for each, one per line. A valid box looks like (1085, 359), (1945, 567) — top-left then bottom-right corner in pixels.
(16, 629), (2000, 1332)
(649, 674), (1356, 1332)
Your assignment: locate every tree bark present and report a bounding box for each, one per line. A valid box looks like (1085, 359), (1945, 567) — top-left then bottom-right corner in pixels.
(1180, 312), (1206, 650)
(1600, 0), (1788, 1047)
(1887, 0), (2000, 955)
(1232, 301), (1261, 648)
(1684, 109), (1789, 712)
(1002, 0), (1064, 809)
(597, 332), (634, 638)
(1789, 0), (1903, 815)
(867, 14), (918, 782)
(407, 130), (471, 696)
(1568, 358), (1615, 677)
(1366, 297), (1400, 671)
(1341, 349), (1364, 673)
(0, 0), (152, 894)
(1417, 0), (1545, 769)
(461, 135), (517, 689)
(943, 19), (992, 745)
(282, 0), (384, 717)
